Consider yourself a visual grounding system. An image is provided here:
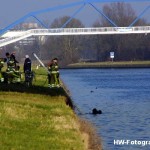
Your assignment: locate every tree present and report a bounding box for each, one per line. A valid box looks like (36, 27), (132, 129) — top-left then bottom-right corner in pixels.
(43, 16), (85, 66)
(101, 3), (137, 27)
(92, 2), (149, 61)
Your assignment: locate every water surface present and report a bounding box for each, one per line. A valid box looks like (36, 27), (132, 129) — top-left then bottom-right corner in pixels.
(60, 69), (150, 150)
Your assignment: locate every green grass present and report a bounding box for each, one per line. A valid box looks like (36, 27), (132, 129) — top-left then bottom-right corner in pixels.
(0, 67), (86, 150)
(0, 92), (85, 150)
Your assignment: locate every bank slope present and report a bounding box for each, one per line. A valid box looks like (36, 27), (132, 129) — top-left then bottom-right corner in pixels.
(67, 61), (150, 68)
(0, 91), (86, 150)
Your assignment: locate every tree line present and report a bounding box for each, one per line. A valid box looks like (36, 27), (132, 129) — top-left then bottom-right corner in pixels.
(3, 2), (150, 66)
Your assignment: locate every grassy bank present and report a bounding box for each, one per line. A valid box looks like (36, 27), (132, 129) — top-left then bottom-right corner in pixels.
(67, 61), (150, 68)
(0, 91), (86, 150)
(0, 66), (102, 150)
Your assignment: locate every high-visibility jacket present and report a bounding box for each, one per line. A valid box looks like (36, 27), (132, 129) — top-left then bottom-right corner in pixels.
(7, 57), (16, 68)
(48, 63), (60, 87)
(0, 58), (4, 82)
(50, 64), (59, 74)
(0, 58), (4, 70)
(48, 62), (59, 73)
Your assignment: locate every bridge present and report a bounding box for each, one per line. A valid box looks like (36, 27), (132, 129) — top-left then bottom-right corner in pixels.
(0, 26), (150, 47)
(0, 0), (149, 47)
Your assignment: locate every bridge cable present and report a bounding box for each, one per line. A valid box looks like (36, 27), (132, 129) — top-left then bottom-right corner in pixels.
(0, 1), (84, 36)
(61, 3), (86, 28)
(88, 2), (118, 27)
(129, 5), (150, 27)
(31, 15), (49, 29)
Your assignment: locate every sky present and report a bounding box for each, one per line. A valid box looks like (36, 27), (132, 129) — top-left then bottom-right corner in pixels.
(0, 0), (150, 28)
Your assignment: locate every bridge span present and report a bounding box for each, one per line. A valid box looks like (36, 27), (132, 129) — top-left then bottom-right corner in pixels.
(0, 26), (150, 47)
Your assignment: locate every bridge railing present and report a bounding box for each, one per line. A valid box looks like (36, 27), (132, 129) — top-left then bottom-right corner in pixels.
(31, 27), (117, 34)
(1, 26), (150, 38)
(29, 26), (150, 35)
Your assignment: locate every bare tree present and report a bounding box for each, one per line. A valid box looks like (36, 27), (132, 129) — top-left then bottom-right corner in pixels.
(100, 3), (136, 27)
(92, 2), (149, 61)
(43, 16), (85, 66)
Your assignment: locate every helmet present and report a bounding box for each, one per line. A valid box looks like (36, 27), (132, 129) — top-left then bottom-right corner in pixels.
(25, 55), (29, 58)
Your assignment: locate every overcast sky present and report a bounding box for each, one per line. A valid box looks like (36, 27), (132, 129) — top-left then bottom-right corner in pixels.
(0, 0), (149, 28)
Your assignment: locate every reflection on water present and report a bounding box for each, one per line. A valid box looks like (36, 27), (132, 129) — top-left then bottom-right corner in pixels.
(60, 69), (150, 150)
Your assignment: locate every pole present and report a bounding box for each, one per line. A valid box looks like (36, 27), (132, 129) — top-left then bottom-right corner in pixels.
(32, 52), (50, 74)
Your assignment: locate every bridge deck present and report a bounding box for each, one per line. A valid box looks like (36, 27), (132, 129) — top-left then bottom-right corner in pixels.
(0, 26), (150, 47)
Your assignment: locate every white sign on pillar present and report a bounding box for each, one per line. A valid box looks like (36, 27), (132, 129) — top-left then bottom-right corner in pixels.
(110, 52), (114, 62)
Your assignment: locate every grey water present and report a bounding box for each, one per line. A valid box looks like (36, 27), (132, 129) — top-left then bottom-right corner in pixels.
(60, 69), (150, 150)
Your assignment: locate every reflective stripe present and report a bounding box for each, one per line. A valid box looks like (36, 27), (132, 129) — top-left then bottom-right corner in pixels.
(16, 78), (21, 82)
(1, 78), (4, 82)
(51, 71), (58, 74)
(51, 84), (55, 87)
(9, 61), (14, 64)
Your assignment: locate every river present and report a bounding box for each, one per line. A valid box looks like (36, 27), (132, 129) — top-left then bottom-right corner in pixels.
(60, 69), (150, 150)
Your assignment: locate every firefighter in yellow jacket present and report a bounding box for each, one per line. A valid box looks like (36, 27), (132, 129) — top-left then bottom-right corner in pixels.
(48, 58), (60, 88)
(5, 52), (20, 83)
(0, 58), (4, 82)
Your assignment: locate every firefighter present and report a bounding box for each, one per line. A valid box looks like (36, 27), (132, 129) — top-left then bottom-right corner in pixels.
(23, 55), (32, 73)
(23, 55), (33, 86)
(5, 52), (20, 83)
(0, 58), (4, 82)
(48, 58), (60, 88)
(10, 52), (19, 68)
(5, 52), (16, 71)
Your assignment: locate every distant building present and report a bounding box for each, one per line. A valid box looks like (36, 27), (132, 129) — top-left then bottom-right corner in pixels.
(18, 37), (38, 45)
(21, 23), (39, 29)
(17, 23), (41, 45)
(1, 22), (46, 46)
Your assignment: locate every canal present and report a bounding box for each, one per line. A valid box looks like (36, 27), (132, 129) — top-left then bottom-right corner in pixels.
(60, 68), (150, 150)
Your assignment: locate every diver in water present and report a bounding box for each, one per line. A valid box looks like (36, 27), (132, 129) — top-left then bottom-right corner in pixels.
(92, 108), (102, 115)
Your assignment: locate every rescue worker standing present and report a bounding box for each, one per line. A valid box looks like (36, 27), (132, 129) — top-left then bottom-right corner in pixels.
(5, 52), (20, 83)
(48, 58), (60, 88)
(5, 52), (16, 71)
(24, 55), (33, 86)
(10, 52), (19, 68)
(24, 55), (32, 73)
(0, 58), (4, 82)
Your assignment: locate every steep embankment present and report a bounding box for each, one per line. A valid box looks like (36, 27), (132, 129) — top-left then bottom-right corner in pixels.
(0, 68), (102, 150)
(0, 89), (89, 149)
